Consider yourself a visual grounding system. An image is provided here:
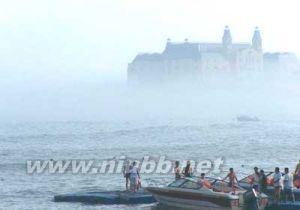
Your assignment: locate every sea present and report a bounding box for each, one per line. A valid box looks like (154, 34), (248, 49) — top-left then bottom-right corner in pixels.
(1, 119), (299, 209)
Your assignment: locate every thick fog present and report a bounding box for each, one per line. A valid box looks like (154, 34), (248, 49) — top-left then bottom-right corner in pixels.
(1, 0), (300, 122)
(1, 71), (300, 122)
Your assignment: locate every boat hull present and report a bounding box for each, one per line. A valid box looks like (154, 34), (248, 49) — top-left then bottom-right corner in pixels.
(147, 187), (241, 210)
(153, 194), (233, 210)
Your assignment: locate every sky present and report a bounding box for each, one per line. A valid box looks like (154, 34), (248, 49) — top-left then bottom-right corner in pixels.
(0, 0), (300, 82)
(1, 0), (300, 121)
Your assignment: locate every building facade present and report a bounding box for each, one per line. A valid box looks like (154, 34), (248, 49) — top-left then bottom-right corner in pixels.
(127, 26), (264, 85)
(264, 52), (300, 75)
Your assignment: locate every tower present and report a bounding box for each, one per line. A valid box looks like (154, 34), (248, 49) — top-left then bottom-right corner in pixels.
(222, 26), (232, 50)
(252, 27), (262, 51)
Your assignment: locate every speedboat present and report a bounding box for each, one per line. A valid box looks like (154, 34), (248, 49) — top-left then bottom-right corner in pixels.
(239, 172), (300, 201)
(147, 177), (268, 210)
(237, 115), (260, 122)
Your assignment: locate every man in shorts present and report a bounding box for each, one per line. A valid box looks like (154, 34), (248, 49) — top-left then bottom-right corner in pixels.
(223, 168), (238, 189)
(273, 167), (282, 205)
(283, 167), (295, 203)
(123, 160), (131, 191)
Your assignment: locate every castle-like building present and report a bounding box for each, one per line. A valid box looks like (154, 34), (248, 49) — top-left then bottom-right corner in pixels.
(127, 26), (263, 84)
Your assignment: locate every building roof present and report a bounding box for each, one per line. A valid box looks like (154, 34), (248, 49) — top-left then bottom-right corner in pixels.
(162, 42), (201, 59)
(133, 53), (163, 62)
(132, 41), (253, 63)
(198, 43), (223, 52)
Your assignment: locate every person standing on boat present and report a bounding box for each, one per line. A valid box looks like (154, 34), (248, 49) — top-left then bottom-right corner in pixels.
(294, 160), (300, 189)
(129, 161), (140, 192)
(259, 169), (267, 193)
(283, 168), (295, 203)
(253, 167), (260, 191)
(182, 161), (193, 177)
(174, 161), (181, 180)
(223, 168), (238, 188)
(123, 160), (131, 191)
(273, 167), (282, 205)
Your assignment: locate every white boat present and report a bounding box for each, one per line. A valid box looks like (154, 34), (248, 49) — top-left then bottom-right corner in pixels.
(147, 177), (268, 210)
(237, 115), (260, 122)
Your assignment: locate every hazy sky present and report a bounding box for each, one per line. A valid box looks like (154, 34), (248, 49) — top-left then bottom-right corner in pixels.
(0, 0), (300, 82)
(1, 0), (300, 121)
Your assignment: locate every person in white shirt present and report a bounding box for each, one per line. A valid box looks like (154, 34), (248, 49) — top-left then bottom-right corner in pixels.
(273, 167), (282, 204)
(283, 167), (295, 203)
(129, 161), (140, 192)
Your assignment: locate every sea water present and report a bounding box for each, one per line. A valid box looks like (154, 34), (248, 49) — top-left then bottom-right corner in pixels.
(1, 120), (299, 209)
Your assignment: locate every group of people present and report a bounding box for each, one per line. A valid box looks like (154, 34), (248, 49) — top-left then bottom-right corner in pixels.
(174, 160), (193, 179)
(272, 167), (295, 204)
(271, 160), (300, 204)
(174, 161), (211, 188)
(123, 160), (141, 192)
(122, 158), (300, 199)
(222, 163), (300, 204)
(174, 160), (300, 204)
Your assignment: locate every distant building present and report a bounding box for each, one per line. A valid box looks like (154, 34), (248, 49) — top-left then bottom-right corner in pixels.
(264, 52), (300, 75)
(127, 26), (264, 84)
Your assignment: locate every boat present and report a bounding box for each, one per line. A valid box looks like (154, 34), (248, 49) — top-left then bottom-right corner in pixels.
(54, 188), (156, 204)
(239, 172), (300, 201)
(147, 177), (268, 210)
(266, 201), (300, 210)
(237, 115), (260, 122)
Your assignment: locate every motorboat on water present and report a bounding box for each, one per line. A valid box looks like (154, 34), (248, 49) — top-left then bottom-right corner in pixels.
(239, 172), (300, 201)
(147, 177), (268, 210)
(236, 115), (260, 122)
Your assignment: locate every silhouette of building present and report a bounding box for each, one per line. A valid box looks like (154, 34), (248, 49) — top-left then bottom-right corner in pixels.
(127, 26), (264, 84)
(264, 52), (300, 75)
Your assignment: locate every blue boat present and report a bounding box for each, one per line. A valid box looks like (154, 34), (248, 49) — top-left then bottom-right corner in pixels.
(54, 189), (156, 204)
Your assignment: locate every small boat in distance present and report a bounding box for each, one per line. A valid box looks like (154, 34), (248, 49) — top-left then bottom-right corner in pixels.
(147, 177), (268, 210)
(237, 115), (260, 122)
